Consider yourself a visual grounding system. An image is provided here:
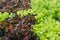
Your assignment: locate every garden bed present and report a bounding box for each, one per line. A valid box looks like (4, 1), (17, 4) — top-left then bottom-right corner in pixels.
(0, 0), (39, 40)
(0, 0), (60, 40)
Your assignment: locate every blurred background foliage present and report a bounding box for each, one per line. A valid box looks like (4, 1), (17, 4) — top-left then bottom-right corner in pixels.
(0, 0), (60, 40)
